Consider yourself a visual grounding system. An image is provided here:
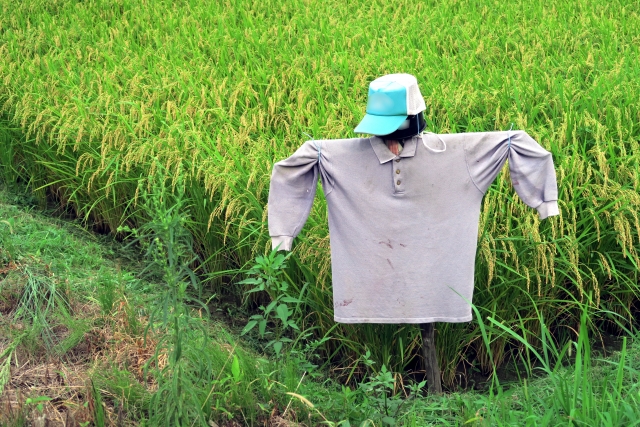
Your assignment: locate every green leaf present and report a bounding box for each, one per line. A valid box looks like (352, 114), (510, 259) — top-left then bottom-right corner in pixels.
(264, 300), (278, 315)
(273, 341), (283, 355)
(272, 254), (286, 269)
(280, 296), (300, 303)
(239, 278), (261, 285)
(231, 355), (241, 382)
(26, 396), (52, 404)
(258, 320), (267, 338)
(241, 320), (257, 335)
(276, 304), (289, 322)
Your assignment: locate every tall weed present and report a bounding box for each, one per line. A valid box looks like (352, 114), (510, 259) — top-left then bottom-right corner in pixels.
(13, 266), (69, 353)
(126, 168), (274, 425)
(240, 250), (304, 357)
(464, 295), (640, 425)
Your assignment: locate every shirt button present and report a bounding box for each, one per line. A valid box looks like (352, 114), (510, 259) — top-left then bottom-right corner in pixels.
(395, 158), (401, 162)
(397, 180), (401, 185)
(396, 169), (401, 174)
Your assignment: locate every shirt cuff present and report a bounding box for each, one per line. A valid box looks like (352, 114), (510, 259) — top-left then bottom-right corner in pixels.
(271, 236), (293, 251)
(536, 200), (559, 220)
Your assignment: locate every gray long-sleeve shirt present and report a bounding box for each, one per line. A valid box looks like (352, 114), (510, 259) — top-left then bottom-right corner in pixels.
(268, 131), (559, 324)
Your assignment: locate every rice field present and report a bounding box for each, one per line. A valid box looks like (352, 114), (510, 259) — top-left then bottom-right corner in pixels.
(1, 0), (639, 385)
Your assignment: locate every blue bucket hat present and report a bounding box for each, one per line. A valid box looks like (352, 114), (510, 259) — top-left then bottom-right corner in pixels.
(354, 73), (427, 136)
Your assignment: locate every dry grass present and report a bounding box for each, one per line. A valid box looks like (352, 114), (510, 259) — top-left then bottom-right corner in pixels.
(0, 259), (160, 426)
(1, 362), (95, 426)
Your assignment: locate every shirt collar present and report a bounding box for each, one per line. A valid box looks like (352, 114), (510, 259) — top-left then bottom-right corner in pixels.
(369, 135), (419, 164)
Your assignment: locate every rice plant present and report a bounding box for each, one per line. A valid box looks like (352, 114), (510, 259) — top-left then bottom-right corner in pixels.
(0, 0), (639, 382)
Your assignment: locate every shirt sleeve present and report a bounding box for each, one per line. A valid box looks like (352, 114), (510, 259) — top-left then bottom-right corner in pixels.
(464, 130), (559, 219)
(268, 140), (332, 251)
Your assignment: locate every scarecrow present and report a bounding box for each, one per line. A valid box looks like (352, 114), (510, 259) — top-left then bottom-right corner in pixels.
(268, 73), (559, 392)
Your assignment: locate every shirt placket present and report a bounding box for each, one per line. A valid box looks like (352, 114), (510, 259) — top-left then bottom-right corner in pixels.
(393, 156), (405, 194)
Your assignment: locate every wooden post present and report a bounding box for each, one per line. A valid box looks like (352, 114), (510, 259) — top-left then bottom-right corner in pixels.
(420, 323), (442, 394)
(384, 140), (442, 394)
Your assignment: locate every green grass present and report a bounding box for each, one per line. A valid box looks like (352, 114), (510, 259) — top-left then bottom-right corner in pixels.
(0, 184), (299, 425)
(1, 183), (640, 426)
(1, 0), (639, 385)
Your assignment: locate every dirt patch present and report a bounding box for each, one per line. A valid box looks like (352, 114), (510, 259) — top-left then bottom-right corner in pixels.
(0, 288), (159, 426)
(1, 360), (95, 426)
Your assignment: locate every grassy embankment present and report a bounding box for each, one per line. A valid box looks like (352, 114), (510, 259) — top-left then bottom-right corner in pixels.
(0, 184), (326, 426)
(1, 184), (640, 426)
(1, 0), (639, 393)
